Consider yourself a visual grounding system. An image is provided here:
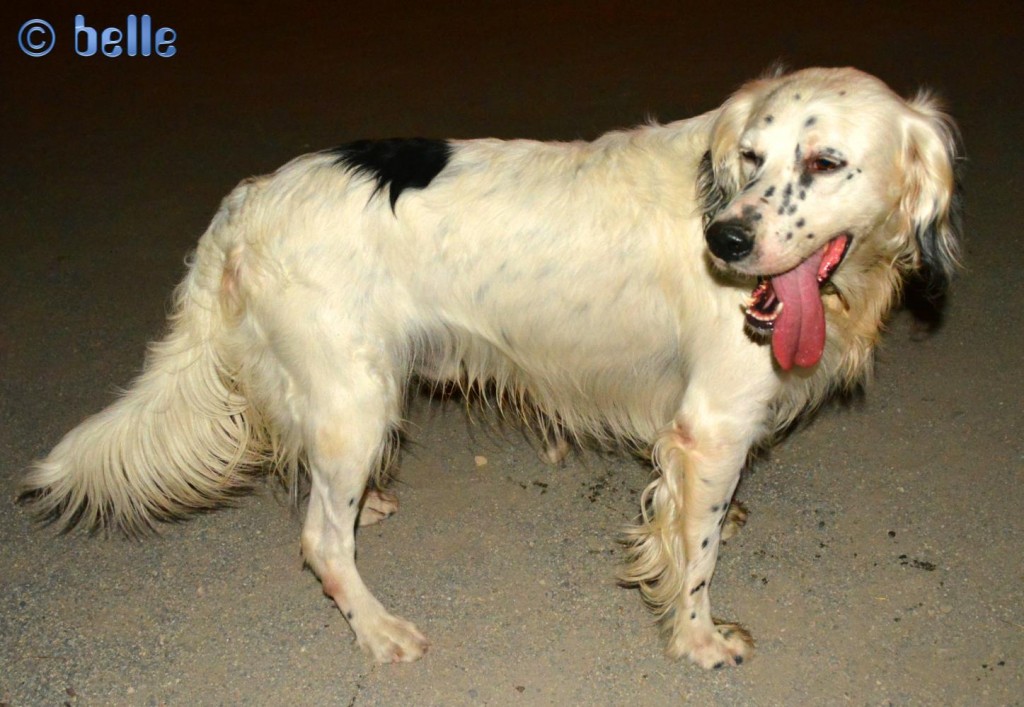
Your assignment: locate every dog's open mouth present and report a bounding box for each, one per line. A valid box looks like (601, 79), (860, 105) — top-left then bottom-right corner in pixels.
(744, 234), (851, 371)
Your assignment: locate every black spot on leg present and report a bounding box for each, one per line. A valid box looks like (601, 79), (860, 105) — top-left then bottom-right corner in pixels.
(690, 611), (697, 620)
(796, 218), (805, 228)
(690, 580), (706, 595)
(346, 611), (354, 620)
(701, 538), (709, 549)
(710, 504), (719, 513)
(349, 498), (355, 507)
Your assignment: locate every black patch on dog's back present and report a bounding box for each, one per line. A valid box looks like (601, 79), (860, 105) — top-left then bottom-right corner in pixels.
(328, 138), (452, 211)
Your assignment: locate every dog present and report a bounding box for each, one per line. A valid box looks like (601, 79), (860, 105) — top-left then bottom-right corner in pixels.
(21, 67), (962, 668)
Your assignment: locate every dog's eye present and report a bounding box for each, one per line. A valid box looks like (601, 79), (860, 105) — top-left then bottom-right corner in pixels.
(808, 155), (847, 173)
(740, 149), (763, 167)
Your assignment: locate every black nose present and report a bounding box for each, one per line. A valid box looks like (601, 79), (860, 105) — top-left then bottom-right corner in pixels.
(705, 220), (755, 262)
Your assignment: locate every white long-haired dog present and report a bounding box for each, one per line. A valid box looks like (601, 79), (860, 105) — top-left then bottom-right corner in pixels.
(22, 67), (962, 668)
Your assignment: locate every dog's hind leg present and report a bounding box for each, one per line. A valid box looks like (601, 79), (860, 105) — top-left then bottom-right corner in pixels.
(721, 500), (749, 542)
(299, 363), (428, 663)
(538, 420), (570, 465)
(358, 487), (399, 527)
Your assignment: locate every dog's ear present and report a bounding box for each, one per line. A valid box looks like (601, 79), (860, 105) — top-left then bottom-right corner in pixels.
(696, 150), (730, 228)
(699, 85), (761, 227)
(900, 91), (964, 292)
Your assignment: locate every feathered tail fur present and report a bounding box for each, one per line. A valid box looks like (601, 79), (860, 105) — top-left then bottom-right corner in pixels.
(20, 187), (266, 534)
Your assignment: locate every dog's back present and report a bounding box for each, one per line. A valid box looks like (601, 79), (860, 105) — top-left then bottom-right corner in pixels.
(23, 67), (961, 668)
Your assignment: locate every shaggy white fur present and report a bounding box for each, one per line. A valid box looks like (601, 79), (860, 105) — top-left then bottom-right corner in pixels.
(23, 67), (961, 668)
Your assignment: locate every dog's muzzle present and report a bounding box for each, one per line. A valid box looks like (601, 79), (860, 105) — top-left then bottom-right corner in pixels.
(705, 219), (754, 262)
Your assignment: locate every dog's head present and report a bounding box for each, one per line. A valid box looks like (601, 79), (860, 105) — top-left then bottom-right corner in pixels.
(698, 67), (963, 370)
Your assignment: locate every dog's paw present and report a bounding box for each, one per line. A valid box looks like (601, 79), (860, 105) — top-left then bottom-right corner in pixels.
(721, 501), (749, 541)
(356, 612), (429, 663)
(358, 488), (399, 527)
(667, 622), (753, 669)
(539, 437), (570, 465)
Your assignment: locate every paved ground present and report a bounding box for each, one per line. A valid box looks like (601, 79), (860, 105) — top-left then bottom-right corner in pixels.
(2, 1), (1022, 705)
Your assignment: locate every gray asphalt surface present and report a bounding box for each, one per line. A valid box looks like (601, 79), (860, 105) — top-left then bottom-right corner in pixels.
(2, 1), (1022, 705)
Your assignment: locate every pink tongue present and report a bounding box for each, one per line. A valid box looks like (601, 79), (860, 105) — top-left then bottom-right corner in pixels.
(770, 248), (826, 370)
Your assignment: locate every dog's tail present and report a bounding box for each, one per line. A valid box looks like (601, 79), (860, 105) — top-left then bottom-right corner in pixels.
(20, 183), (267, 534)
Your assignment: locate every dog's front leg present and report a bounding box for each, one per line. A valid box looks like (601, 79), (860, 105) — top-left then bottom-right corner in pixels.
(669, 424), (753, 668)
(625, 416), (754, 668)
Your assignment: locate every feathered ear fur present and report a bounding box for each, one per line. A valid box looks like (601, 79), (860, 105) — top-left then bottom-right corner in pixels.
(900, 91), (964, 291)
(696, 150), (730, 228)
(698, 81), (763, 227)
